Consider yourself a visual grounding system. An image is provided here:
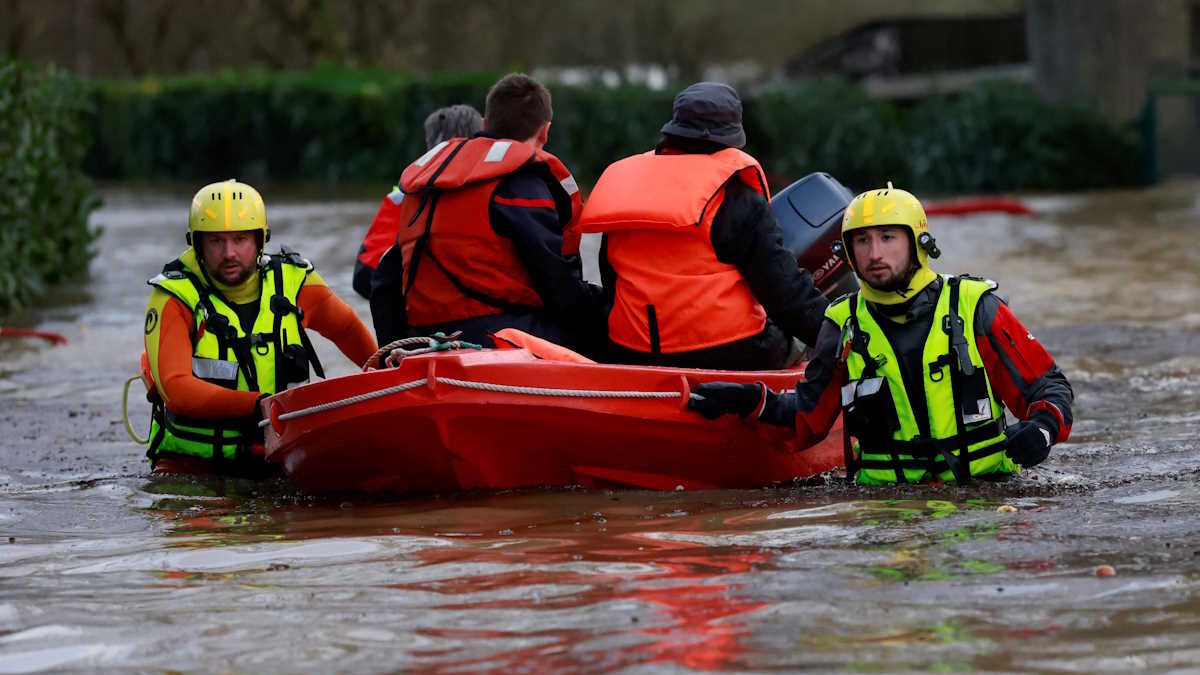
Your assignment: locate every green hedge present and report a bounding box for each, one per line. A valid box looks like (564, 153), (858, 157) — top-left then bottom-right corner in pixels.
(85, 66), (1142, 193)
(903, 82), (1142, 191)
(0, 58), (99, 314)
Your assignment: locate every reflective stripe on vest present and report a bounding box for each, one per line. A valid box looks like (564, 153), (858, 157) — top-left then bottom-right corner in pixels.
(825, 275), (1013, 485)
(192, 356), (238, 382)
(146, 254), (310, 461)
(578, 148), (769, 353)
(393, 136), (581, 327)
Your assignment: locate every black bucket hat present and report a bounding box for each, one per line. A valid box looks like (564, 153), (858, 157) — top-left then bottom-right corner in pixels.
(660, 81), (746, 149)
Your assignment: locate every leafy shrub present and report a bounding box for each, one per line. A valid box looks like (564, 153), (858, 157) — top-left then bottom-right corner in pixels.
(747, 78), (912, 192)
(0, 58), (99, 314)
(906, 81), (1142, 192)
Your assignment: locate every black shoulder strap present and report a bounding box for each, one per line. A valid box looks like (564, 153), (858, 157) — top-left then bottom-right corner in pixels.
(422, 244), (544, 315)
(400, 139), (470, 301)
(402, 191), (438, 299)
(269, 255), (325, 381)
(939, 275), (972, 484)
(178, 266), (260, 391)
(945, 275), (975, 376)
(845, 293), (877, 378)
(841, 292), (865, 483)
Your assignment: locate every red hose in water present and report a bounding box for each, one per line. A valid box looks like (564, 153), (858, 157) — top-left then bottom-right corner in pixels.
(0, 327), (68, 345)
(925, 197), (1034, 217)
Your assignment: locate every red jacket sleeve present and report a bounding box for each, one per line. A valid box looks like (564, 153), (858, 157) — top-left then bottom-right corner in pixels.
(773, 318), (846, 445)
(359, 193), (405, 270)
(793, 362), (846, 447)
(976, 298), (1073, 442)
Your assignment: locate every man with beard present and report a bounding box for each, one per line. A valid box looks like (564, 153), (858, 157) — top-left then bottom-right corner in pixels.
(142, 179), (377, 476)
(688, 184), (1074, 485)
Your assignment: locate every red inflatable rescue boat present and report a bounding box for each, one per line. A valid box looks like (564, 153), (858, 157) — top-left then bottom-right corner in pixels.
(261, 346), (844, 495)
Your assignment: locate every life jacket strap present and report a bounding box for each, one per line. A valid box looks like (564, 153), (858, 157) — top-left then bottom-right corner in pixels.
(422, 243), (544, 316)
(857, 419), (1006, 479)
(270, 255), (324, 381)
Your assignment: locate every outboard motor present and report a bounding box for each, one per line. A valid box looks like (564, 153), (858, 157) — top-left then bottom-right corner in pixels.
(769, 172), (859, 298)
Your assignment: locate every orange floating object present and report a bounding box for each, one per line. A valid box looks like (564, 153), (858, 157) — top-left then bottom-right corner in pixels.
(925, 197), (1034, 217)
(0, 326), (67, 345)
(263, 348), (844, 495)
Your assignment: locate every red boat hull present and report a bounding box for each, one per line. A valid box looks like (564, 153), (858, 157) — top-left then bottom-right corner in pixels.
(262, 349), (844, 495)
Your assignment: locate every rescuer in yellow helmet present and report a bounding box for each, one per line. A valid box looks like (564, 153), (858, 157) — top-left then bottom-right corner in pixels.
(139, 179), (377, 476)
(835, 182), (939, 306)
(689, 184), (1074, 486)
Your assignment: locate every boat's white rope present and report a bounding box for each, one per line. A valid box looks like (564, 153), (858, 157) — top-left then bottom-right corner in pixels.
(262, 376), (682, 426)
(263, 378), (429, 425)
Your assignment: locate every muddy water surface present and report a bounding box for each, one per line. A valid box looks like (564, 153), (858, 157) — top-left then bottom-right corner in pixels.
(0, 181), (1198, 673)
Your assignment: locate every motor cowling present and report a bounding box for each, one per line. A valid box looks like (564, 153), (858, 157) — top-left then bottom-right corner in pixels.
(769, 172), (859, 298)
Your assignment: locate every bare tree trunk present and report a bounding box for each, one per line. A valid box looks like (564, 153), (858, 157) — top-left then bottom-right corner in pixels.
(94, 0), (145, 76)
(1027, 0), (1189, 122)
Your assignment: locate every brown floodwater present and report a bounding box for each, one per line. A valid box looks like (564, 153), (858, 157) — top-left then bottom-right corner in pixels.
(0, 180), (1197, 673)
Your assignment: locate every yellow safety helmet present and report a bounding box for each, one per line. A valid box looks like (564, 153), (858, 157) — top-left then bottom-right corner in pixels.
(186, 179), (269, 246)
(834, 182), (939, 305)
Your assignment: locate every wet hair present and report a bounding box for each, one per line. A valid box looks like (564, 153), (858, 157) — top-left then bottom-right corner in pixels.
(484, 73), (552, 142)
(424, 104), (483, 149)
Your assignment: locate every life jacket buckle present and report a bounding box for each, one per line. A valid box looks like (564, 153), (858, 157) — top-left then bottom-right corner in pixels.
(270, 295), (303, 319)
(250, 333), (271, 356)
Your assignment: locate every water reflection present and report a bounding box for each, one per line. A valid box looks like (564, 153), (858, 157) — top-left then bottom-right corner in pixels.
(4, 182), (1200, 672)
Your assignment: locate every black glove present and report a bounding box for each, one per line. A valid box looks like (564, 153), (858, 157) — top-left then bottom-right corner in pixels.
(1004, 413), (1056, 468)
(689, 382), (766, 420)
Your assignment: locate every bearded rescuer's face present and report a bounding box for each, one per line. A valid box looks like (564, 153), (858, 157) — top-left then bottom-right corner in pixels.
(199, 230), (258, 286)
(850, 225), (914, 292)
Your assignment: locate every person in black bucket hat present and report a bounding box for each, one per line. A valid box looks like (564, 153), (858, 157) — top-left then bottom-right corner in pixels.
(660, 81), (747, 148)
(577, 82), (828, 370)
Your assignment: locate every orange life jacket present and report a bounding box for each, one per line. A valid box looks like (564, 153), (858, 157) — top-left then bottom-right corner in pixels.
(394, 136), (582, 327)
(578, 148), (770, 354)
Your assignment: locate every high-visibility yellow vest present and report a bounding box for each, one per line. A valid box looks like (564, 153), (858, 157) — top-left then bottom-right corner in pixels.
(145, 249), (317, 466)
(825, 275), (1014, 485)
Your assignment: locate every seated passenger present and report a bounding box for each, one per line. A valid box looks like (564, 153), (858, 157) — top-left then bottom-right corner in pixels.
(578, 82), (827, 370)
(352, 104), (483, 300)
(369, 73), (603, 350)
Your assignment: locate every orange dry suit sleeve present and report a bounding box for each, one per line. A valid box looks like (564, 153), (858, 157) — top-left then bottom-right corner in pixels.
(145, 292), (260, 419)
(297, 271), (378, 367)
